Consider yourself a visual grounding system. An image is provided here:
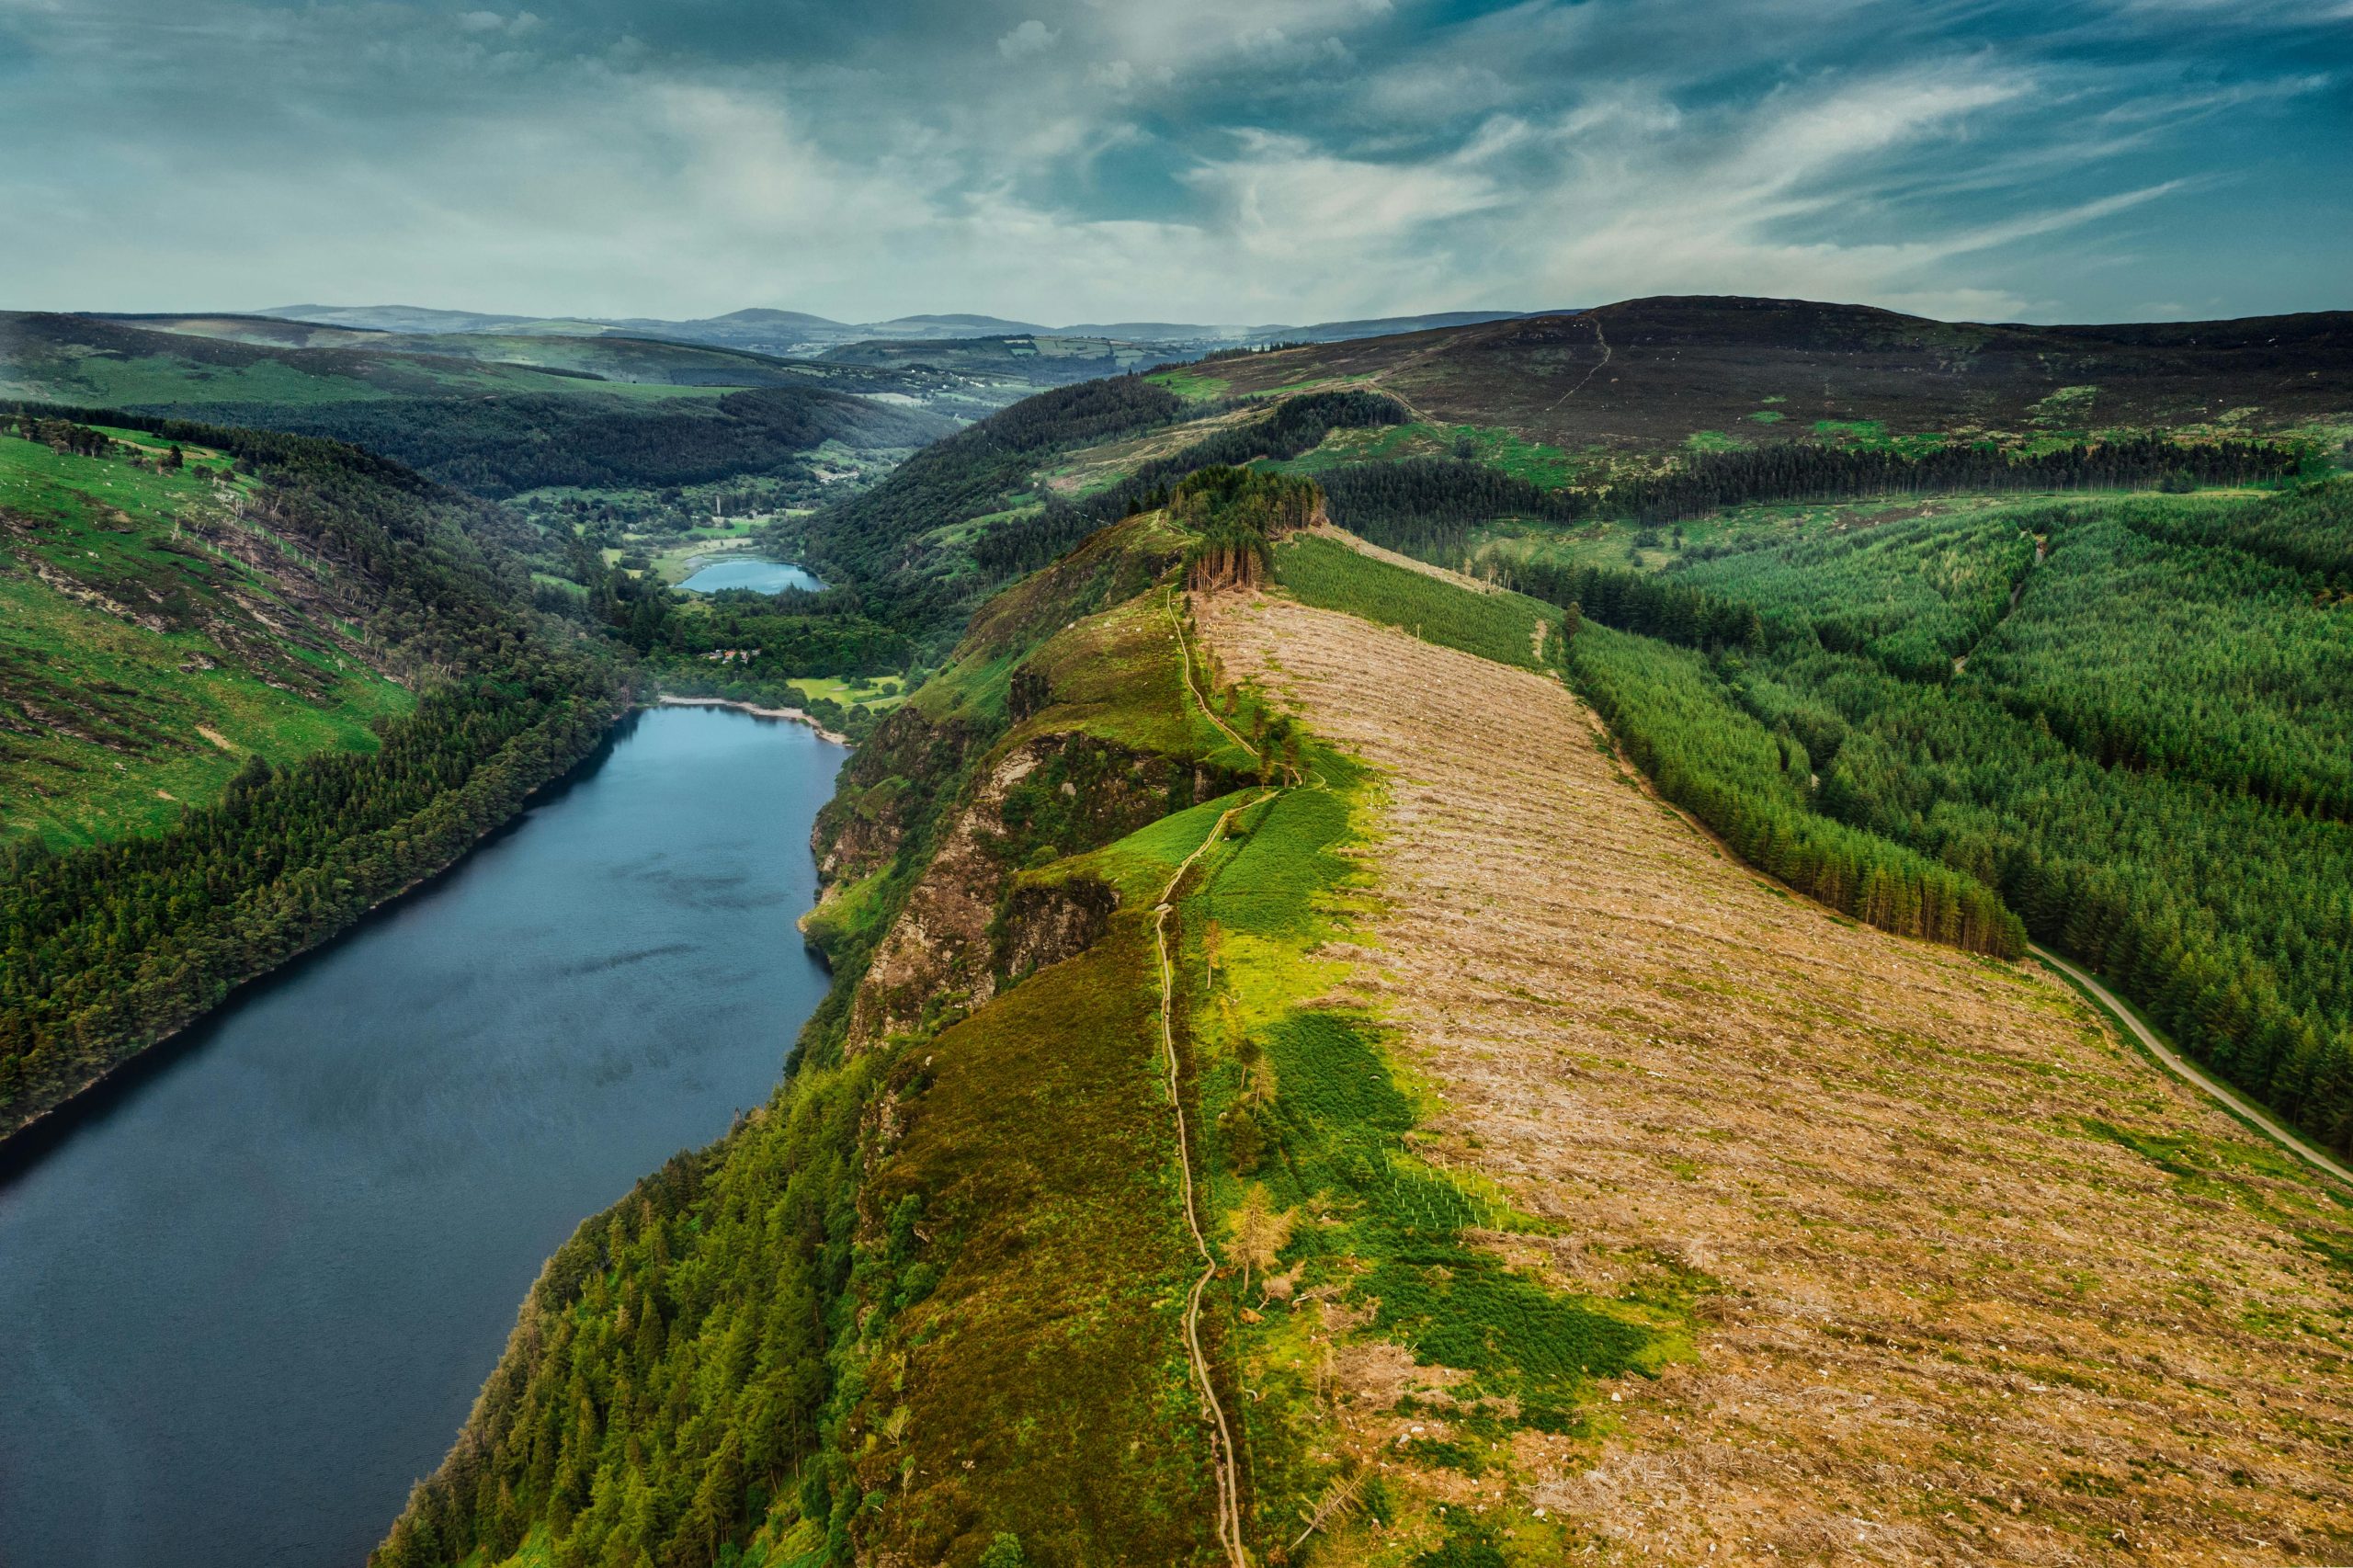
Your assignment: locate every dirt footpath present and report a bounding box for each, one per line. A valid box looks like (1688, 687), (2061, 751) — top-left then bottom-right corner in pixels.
(1200, 593), (2353, 1567)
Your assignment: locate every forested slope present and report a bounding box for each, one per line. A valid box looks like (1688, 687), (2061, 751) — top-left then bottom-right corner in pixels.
(1481, 482), (2353, 1154)
(370, 505), (1269, 1568)
(0, 406), (631, 1137)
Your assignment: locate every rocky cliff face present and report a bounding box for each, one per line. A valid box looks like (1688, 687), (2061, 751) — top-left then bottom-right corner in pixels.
(847, 728), (1233, 1045)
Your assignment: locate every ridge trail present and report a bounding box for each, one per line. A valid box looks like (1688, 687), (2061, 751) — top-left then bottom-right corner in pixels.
(1541, 315), (1612, 412)
(1162, 586), (1261, 1567)
(1154, 795), (1265, 1568)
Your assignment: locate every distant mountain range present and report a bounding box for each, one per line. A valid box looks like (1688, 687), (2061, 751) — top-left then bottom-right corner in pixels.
(252, 303), (1539, 358)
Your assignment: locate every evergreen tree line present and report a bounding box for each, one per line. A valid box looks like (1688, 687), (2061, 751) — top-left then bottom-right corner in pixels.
(1316, 456), (1576, 562)
(8, 400), (435, 493)
(0, 407), (633, 1135)
(1303, 437), (2300, 566)
(1517, 559), (1769, 655)
(370, 1055), (875, 1568)
(1608, 436), (2297, 524)
(7, 412), (130, 459)
(1555, 481), (2353, 1153)
(1170, 467), (1322, 592)
(1801, 639), (2353, 1153)
(123, 384), (952, 499)
(1561, 623), (2026, 958)
(0, 665), (627, 1134)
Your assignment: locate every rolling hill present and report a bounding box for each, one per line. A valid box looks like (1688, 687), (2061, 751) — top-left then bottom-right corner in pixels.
(763, 296), (2347, 667)
(250, 301), (1536, 358)
(0, 312), (960, 497)
(1186, 295), (2353, 450)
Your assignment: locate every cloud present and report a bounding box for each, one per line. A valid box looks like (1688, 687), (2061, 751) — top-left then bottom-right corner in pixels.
(0, 0), (2341, 322)
(997, 18), (1057, 58)
(456, 9), (539, 36)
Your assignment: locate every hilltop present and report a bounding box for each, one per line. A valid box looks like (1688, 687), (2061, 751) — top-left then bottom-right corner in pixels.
(1186, 295), (2353, 449)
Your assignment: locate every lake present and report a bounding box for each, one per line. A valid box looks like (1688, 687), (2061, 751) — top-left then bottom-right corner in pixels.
(677, 557), (824, 594)
(0, 705), (845, 1568)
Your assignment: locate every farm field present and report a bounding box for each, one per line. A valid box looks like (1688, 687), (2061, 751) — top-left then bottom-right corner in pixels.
(785, 675), (904, 711)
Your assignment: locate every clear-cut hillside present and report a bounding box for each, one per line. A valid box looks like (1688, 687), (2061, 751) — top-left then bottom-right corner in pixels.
(1199, 591), (2353, 1564)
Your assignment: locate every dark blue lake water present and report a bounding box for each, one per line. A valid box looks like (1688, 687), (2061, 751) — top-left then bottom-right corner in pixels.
(0, 705), (844, 1568)
(677, 557), (823, 594)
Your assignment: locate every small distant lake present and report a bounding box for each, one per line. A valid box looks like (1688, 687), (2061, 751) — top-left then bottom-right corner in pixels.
(678, 557), (824, 595)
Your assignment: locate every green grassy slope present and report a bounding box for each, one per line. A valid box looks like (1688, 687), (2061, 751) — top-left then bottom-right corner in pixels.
(0, 312), (568, 405)
(1273, 531), (1557, 670)
(0, 426), (415, 848)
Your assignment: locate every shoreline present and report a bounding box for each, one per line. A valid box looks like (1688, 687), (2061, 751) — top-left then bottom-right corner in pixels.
(2, 695), (631, 1154)
(654, 693), (853, 746)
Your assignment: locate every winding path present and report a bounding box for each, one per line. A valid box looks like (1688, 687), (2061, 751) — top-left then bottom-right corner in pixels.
(2032, 943), (2353, 1190)
(1168, 591), (1259, 767)
(1541, 315), (1612, 412)
(1154, 796), (1265, 1568)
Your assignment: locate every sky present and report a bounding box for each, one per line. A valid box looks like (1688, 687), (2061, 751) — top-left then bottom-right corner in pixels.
(1, 0), (2346, 325)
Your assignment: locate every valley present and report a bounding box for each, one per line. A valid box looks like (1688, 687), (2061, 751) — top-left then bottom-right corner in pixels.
(13, 0), (2352, 1557)
(368, 455), (2351, 1568)
(5, 294), (2350, 1568)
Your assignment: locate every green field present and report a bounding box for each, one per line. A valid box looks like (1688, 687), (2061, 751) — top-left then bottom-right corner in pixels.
(1143, 365), (1231, 401)
(787, 674), (905, 711)
(0, 429), (414, 847)
(0, 347), (558, 409)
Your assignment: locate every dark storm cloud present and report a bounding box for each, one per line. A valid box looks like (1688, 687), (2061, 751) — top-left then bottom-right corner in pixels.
(1, 0), (2344, 322)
